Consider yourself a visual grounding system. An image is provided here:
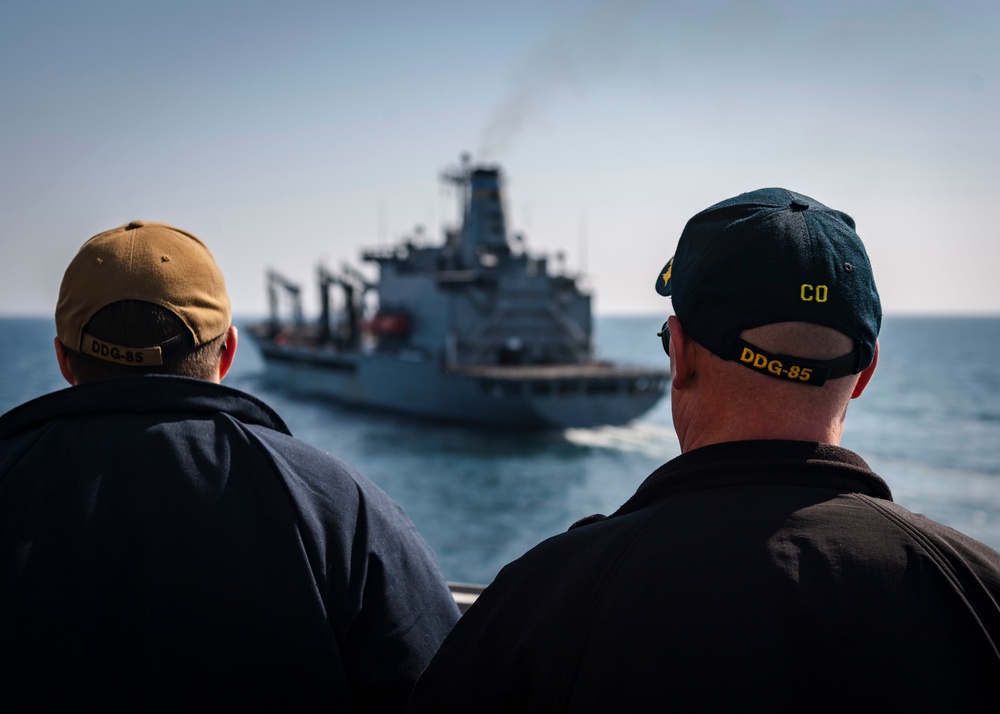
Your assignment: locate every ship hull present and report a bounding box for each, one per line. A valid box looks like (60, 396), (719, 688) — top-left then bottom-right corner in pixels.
(254, 340), (666, 429)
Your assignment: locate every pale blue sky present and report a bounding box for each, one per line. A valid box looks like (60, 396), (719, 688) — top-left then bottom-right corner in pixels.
(2, 0), (997, 317)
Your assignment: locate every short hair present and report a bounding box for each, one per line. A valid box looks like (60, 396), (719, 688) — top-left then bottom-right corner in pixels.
(65, 301), (227, 383)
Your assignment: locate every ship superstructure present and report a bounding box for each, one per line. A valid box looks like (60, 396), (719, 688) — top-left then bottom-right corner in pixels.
(249, 157), (666, 429)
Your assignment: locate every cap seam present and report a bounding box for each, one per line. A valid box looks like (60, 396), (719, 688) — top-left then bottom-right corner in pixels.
(127, 229), (137, 301)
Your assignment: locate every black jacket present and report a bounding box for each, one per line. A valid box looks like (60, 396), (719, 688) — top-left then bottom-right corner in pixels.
(408, 440), (1000, 712)
(0, 376), (459, 712)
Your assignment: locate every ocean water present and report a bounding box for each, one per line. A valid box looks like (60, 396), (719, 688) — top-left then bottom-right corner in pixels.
(2, 316), (999, 584)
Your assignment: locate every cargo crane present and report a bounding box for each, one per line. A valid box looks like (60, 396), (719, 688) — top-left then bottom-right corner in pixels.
(265, 269), (303, 337)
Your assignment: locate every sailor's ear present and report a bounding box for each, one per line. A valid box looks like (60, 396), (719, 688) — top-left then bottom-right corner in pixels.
(851, 340), (878, 399)
(667, 316), (692, 390)
(217, 326), (238, 382)
(54, 338), (78, 386)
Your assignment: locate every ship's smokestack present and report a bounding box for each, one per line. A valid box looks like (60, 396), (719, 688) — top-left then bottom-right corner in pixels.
(463, 168), (509, 258)
(443, 156), (512, 267)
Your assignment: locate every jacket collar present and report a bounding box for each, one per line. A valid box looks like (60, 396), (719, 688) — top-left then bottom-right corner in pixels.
(610, 440), (892, 520)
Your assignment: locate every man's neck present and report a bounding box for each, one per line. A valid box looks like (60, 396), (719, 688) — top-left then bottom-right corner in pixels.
(673, 389), (846, 453)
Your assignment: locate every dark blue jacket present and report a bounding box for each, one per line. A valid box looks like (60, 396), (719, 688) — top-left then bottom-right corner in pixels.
(0, 375), (459, 711)
(408, 440), (1000, 712)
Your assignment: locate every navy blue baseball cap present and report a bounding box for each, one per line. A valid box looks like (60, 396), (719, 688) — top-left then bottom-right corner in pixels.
(655, 188), (881, 387)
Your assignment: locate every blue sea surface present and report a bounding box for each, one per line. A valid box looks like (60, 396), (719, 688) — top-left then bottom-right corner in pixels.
(2, 315), (999, 584)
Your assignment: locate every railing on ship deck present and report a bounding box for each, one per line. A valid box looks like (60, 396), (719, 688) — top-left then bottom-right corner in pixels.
(447, 582), (484, 614)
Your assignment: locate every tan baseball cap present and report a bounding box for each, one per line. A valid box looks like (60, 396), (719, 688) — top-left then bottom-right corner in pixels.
(56, 220), (231, 366)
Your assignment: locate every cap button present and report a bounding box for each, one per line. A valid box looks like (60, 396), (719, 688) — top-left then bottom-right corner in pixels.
(126, 220), (146, 230)
(789, 199), (809, 212)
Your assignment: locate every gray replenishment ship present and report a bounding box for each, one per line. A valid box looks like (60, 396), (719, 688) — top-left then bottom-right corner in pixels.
(248, 157), (667, 429)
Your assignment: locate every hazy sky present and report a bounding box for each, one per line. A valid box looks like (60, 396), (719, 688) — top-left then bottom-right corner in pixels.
(2, 0), (997, 318)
